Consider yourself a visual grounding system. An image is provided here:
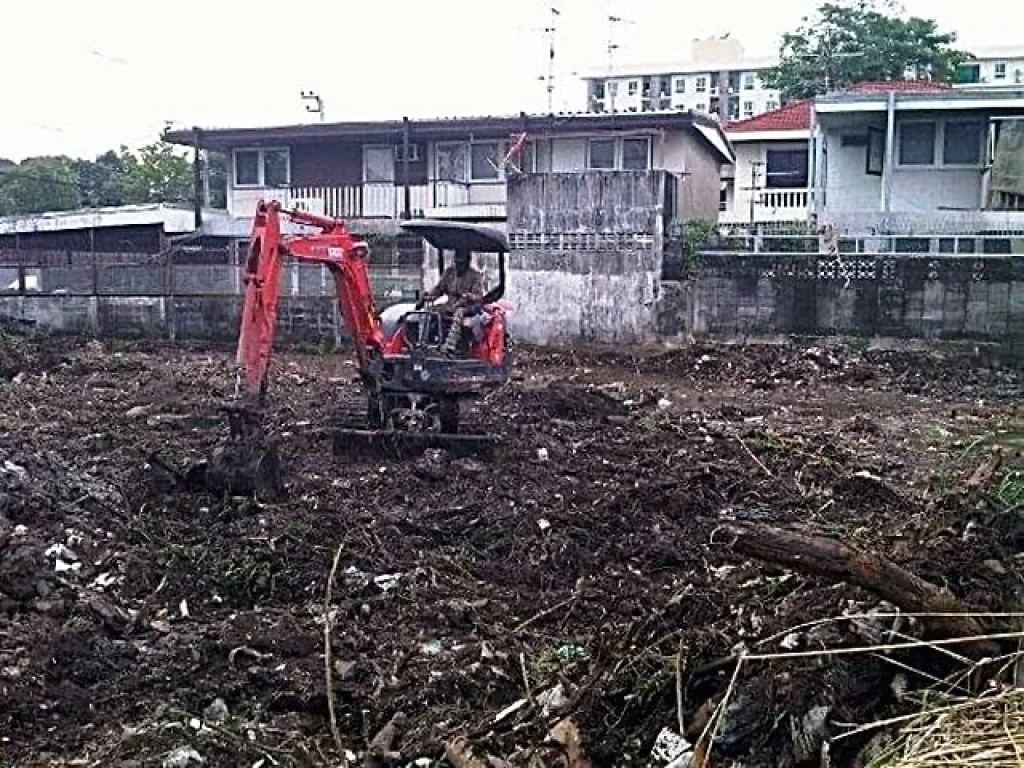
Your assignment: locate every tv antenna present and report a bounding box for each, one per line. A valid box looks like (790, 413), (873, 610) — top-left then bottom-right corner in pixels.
(542, 4), (560, 113)
(606, 14), (635, 111)
(301, 90), (325, 122)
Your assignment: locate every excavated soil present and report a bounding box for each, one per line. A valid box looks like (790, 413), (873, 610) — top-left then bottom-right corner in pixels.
(1, 329), (1022, 767)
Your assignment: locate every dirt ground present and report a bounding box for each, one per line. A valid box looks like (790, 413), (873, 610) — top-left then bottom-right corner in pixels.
(1, 329), (1022, 768)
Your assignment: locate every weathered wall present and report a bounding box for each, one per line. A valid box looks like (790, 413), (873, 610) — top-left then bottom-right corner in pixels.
(657, 252), (1024, 349)
(504, 171), (666, 344)
(663, 131), (724, 221)
(0, 255), (421, 343)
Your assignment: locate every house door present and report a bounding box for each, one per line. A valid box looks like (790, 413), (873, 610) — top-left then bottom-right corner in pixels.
(362, 146), (397, 217)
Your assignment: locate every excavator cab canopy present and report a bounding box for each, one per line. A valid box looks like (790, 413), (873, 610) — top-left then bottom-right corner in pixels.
(400, 218), (508, 304)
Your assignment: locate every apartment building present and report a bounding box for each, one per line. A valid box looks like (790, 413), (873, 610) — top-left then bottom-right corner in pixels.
(954, 46), (1024, 87)
(580, 37), (780, 123)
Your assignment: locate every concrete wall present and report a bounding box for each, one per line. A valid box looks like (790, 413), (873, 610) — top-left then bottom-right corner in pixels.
(663, 130), (724, 221)
(504, 171), (666, 344)
(820, 113), (987, 215)
(658, 252), (1024, 348)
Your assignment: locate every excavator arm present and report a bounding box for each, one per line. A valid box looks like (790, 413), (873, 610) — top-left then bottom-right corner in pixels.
(234, 199), (384, 398)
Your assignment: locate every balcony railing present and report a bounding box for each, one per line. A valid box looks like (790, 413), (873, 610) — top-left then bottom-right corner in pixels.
(719, 188), (810, 225)
(758, 189), (809, 211)
(231, 182), (475, 220)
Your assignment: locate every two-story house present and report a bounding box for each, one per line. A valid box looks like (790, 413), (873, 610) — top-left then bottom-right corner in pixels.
(163, 110), (735, 238)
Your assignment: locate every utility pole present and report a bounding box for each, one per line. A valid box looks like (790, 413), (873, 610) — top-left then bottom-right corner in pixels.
(301, 90), (325, 122)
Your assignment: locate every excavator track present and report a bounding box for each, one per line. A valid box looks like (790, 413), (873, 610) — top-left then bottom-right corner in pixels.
(329, 384), (500, 462)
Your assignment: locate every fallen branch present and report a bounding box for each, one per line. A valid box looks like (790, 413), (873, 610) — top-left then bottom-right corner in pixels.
(324, 544), (346, 760)
(723, 523), (1000, 658)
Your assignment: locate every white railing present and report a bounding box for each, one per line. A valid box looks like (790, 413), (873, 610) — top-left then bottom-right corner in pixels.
(233, 183), (473, 220)
(758, 189), (809, 211)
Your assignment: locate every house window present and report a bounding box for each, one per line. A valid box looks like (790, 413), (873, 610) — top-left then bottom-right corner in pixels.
(622, 137), (651, 170)
(943, 121), (984, 165)
(995, 62), (1007, 79)
(470, 142), (502, 181)
(765, 149), (809, 189)
(743, 101), (754, 117)
(435, 142), (468, 182)
(766, 100), (779, 111)
(627, 80), (639, 96)
(593, 82), (606, 99)
(696, 76), (708, 93)
(587, 139), (616, 170)
(609, 82), (619, 96)
(363, 146), (395, 183)
(234, 150), (260, 187)
(696, 102), (708, 112)
(898, 122), (936, 165)
(233, 148), (290, 188)
(743, 73), (756, 90)
(674, 77), (685, 94)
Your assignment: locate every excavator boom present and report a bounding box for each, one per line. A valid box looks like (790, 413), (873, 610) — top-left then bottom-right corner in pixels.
(234, 200), (383, 398)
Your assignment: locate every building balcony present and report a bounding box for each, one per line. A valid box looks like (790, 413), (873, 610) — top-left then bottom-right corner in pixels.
(228, 182), (505, 222)
(719, 188), (810, 226)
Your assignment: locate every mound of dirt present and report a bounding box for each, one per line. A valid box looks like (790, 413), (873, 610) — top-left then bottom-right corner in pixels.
(0, 334), (1021, 767)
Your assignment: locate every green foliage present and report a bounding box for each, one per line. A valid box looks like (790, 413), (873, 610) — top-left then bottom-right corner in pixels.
(681, 219), (717, 267)
(762, 0), (971, 101)
(0, 140), (205, 216)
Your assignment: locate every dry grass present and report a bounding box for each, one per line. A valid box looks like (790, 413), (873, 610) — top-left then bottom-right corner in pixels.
(864, 685), (1024, 767)
(695, 613), (1024, 768)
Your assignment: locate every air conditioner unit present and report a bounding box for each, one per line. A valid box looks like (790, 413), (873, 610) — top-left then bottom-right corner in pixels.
(394, 144), (420, 162)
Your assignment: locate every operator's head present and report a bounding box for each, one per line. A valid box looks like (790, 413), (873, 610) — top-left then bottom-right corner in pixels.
(454, 248), (472, 275)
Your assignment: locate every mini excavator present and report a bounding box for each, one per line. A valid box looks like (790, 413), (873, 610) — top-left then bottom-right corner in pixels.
(230, 200), (514, 461)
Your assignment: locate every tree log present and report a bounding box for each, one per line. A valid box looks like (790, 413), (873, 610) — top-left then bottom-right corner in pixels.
(723, 523), (999, 657)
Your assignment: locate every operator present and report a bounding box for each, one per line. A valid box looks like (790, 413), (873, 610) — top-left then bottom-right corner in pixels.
(419, 247), (484, 309)
(418, 248), (488, 354)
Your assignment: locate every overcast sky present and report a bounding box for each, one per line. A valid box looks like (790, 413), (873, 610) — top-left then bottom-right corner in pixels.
(2, 0), (1022, 162)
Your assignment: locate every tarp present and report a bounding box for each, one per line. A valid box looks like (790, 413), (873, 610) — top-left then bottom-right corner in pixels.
(989, 119), (1024, 197)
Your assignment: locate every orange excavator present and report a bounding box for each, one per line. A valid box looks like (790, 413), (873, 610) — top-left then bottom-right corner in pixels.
(230, 200), (514, 460)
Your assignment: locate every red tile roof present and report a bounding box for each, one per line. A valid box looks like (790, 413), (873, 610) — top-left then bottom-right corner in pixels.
(725, 80), (953, 134)
(726, 100), (812, 133)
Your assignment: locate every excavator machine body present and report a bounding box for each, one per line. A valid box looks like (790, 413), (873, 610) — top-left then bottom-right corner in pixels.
(231, 201), (514, 465)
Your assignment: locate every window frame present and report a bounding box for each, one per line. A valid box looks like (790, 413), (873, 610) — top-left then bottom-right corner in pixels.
(897, 120), (938, 167)
(695, 76), (708, 93)
(673, 77), (685, 94)
(233, 147), (291, 189)
(586, 138), (617, 170)
(742, 73), (756, 90)
(362, 144), (396, 184)
(469, 140), (505, 182)
(621, 137), (652, 171)
(627, 80), (639, 96)
(895, 119), (987, 169)
(941, 119), (985, 167)
(764, 147), (809, 189)
(434, 141), (469, 183)
(995, 62), (1007, 79)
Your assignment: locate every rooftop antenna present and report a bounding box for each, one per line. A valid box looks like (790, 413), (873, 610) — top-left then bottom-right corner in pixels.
(301, 90), (325, 122)
(544, 4), (560, 113)
(606, 14), (635, 112)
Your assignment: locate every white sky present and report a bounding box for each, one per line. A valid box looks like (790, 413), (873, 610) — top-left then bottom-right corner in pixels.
(2, 0), (1022, 162)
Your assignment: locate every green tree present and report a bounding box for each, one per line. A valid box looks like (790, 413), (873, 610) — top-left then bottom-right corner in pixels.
(763, 0), (971, 101)
(119, 141), (194, 204)
(0, 156), (81, 216)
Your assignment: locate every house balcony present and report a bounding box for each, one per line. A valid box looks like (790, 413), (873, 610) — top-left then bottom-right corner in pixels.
(720, 188), (810, 226)
(229, 182), (506, 222)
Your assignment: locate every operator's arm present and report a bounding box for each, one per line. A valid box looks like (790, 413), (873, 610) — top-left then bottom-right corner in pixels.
(421, 268), (452, 304)
(460, 269), (485, 304)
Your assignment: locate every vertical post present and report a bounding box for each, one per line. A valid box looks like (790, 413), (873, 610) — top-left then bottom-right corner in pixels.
(807, 105), (818, 219)
(192, 127), (203, 231)
(881, 91), (896, 212)
(402, 116), (412, 219)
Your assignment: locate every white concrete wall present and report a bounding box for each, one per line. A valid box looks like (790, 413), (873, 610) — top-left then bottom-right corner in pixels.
(821, 114), (986, 215)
